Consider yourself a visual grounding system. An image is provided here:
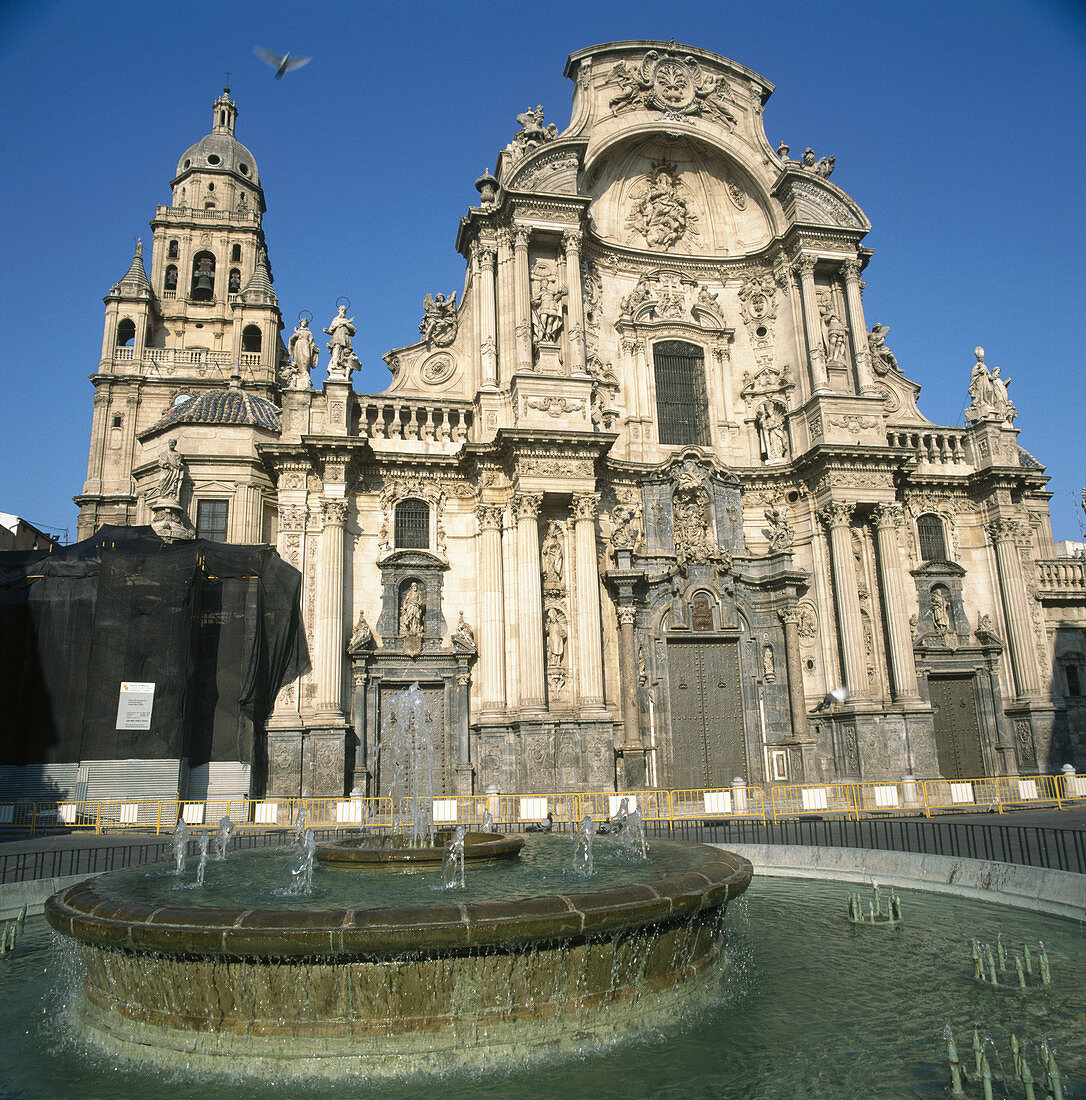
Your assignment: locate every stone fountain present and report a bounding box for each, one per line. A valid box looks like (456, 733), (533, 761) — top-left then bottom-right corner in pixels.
(44, 685), (752, 1076)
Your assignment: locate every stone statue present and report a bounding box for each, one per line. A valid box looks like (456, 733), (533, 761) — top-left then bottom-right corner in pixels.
(157, 438), (186, 501)
(756, 401), (788, 461)
(694, 284), (722, 317)
(814, 155), (835, 178)
(288, 318), (318, 387)
(765, 507), (795, 553)
(762, 645), (776, 681)
(820, 303), (848, 364)
(867, 323), (899, 375)
(669, 574), (686, 628)
(931, 588), (950, 633)
(419, 292), (458, 347)
(545, 608), (566, 667)
(347, 612), (374, 655)
(619, 274), (655, 319)
(323, 304), (357, 379)
(513, 105), (558, 150)
(530, 265), (566, 344)
(609, 504), (639, 551)
(637, 646), (647, 684)
(802, 147), (816, 169)
(399, 582), (425, 640)
(966, 347), (1015, 424)
(541, 522), (564, 586)
(452, 610), (476, 652)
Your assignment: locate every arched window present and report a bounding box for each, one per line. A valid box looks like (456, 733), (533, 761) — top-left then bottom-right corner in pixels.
(395, 499), (429, 549)
(116, 319), (135, 346)
(654, 340), (710, 446)
(228, 268), (242, 293)
(231, 244), (241, 262)
(917, 513), (947, 561)
(190, 251), (216, 300)
(167, 239), (179, 259)
(242, 325), (262, 353)
(164, 265), (178, 292)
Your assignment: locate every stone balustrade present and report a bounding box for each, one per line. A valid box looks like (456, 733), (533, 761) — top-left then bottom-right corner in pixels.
(887, 428), (970, 465)
(153, 205), (261, 226)
(359, 398), (474, 444)
(1035, 557), (1086, 599)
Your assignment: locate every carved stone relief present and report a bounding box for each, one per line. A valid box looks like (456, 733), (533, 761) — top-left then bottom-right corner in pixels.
(626, 162), (698, 251)
(603, 49), (739, 126)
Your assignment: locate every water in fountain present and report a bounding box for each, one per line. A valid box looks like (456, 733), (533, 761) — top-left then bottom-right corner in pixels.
(280, 828), (315, 896)
(170, 820), (188, 875)
(211, 815), (234, 860)
(572, 813), (594, 877)
(193, 834), (209, 887)
(481, 807), (495, 832)
(287, 805), (307, 850)
(376, 682), (435, 845)
(441, 825), (467, 890)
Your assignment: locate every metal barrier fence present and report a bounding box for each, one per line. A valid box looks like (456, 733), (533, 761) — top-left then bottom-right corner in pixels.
(0, 773), (1082, 835)
(651, 818), (1086, 876)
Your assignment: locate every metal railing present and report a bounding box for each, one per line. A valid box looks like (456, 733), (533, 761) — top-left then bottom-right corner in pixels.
(0, 774), (1081, 838)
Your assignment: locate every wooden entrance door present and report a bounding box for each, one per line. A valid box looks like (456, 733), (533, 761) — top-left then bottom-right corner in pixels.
(667, 640), (748, 789)
(929, 675), (985, 779)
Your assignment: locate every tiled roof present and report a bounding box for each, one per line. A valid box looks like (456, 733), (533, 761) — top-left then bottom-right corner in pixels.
(151, 388), (281, 432)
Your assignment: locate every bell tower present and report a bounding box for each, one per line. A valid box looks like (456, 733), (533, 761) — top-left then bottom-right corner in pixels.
(76, 88), (284, 539)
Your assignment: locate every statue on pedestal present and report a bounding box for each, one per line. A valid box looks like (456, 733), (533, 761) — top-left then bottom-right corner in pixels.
(287, 318), (318, 389)
(324, 304), (358, 380)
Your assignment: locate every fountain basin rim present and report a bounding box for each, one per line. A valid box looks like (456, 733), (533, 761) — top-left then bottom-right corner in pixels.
(44, 840), (752, 960)
(314, 830), (525, 868)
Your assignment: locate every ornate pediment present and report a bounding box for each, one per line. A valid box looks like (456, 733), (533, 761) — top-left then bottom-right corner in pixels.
(774, 173), (869, 231)
(506, 145), (582, 195)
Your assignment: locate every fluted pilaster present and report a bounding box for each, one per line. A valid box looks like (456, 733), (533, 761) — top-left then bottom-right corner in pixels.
(572, 493), (605, 708)
(476, 243), (498, 388)
(563, 229), (586, 376)
(315, 498), (348, 718)
(515, 493), (545, 709)
(794, 254), (829, 393)
(513, 226), (532, 374)
(476, 503), (507, 712)
(871, 504), (920, 700)
(778, 608), (809, 739)
(987, 519), (1040, 698)
(819, 503), (867, 698)
(842, 259), (876, 393)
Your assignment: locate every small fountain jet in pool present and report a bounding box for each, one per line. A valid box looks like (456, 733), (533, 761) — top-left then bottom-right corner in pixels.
(971, 935), (1051, 990)
(572, 814), (595, 877)
(481, 808), (495, 832)
(288, 829), (316, 896)
(290, 806), (308, 851)
(212, 816), (234, 861)
(194, 834), (210, 887)
(171, 820), (189, 875)
(846, 881), (901, 925)
(441, 826), (467, 890)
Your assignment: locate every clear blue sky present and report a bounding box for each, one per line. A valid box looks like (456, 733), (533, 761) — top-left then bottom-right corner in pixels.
(1, 0), (1083, 542)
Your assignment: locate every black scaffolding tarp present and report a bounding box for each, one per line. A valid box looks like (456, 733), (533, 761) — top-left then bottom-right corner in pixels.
(0, 526), (307, 772)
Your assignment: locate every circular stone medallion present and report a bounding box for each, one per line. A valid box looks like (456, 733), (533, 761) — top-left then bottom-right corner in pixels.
(421, 352), (455, 385)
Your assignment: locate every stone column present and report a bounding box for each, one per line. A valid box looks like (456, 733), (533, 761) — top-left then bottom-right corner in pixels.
(778, 608), (809, 740)
(572, 493), (606, 709)
(515, 493), (546, 710)
(793, 254), (829, 393)
(455, 664), (473, 795)
(871, 504), (921, 701)
(513, 226), (532, 374)
(314, 498), (348, 717)
(267, 500), (307, 730)
(476, 503), (507, 713)
(819, 503), (868, 699)
(617, 605), (641, 746)
(476, 242), (498, 388)
(496, 228), (515, 386)
(563, 229), (587, 376)
(987, 519), (1040, 698)
(841, 260), (876, 393)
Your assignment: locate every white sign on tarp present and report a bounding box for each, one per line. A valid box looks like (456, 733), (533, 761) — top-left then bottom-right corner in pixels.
(116, 681), (155, 730)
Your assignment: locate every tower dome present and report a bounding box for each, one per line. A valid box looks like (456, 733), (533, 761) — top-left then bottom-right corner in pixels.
(173, 87), (261, 189)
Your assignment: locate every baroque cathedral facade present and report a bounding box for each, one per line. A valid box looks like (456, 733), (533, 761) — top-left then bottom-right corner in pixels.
(76, 41), (1086, 801)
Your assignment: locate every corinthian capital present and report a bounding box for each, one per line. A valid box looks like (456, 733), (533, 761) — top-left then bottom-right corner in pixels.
(617, 605), (637, 626)
(562, 228), (583, 252)
(778, 607), (801, 626)
(514, 493), (541, 521)
(870, 502), (903, 530)
(320, 498), (349, 526)
(841, 259), (863, 283)
(792, 254), (816, 278)
(985, 517), (1022, 544)
(572, 492), (600, 521)
(513, 225), (532, 250)
(475, 502), (505, 531)
(818, 502), (854, 530)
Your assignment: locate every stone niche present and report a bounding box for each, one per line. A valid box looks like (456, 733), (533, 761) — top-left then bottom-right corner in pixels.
(374, 549), (449, 654)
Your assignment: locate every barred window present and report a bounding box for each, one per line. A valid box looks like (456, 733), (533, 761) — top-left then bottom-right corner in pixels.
(1066, 664), (1082, 697)
(917, 513), (947, 561)
(395, 499), (429, 549)
(653, 341), (710, 446)
(196, 500), (229, 543)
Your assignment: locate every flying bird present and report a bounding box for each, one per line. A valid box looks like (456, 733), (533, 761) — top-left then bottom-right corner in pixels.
(254, 47), (312, 79)
(812, 687), (848, 713)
